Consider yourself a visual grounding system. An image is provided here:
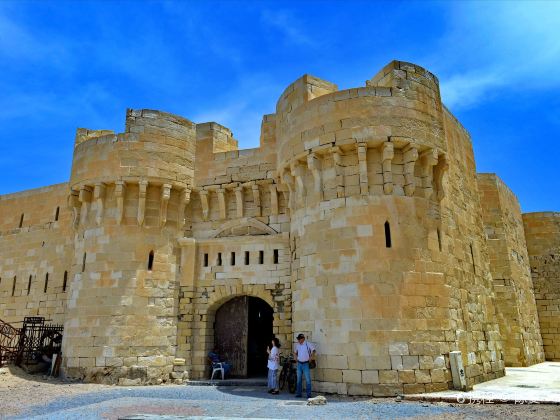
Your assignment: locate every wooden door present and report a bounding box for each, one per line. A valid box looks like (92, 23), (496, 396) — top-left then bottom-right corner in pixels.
(214, 296), (248, 377)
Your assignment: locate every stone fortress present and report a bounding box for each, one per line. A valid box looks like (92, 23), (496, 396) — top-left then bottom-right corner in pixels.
(0, 60), (558, 395)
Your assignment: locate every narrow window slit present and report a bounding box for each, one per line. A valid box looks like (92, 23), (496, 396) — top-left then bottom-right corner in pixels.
(470, 244), (476, 274)
(384, 221), (392, 248)
(63, 271), (68, 292)
(55, 206), (60, 221)
(19, 213), (24, 228)
(231, 252), (236, 266)
(437, 229), (442, 252)
(259, 250), (264, 264)
(44, 273), (49, 293)
(12, 276), (16, 297)
(82, 253), (87, 272)
(217, 252), (222, 266)
(273, 249), (279, 264)
(245, 251), (250, 265)
(204, 253), (209, 267)
(27, 275), (32, 295)
(148, 250), (154, 271)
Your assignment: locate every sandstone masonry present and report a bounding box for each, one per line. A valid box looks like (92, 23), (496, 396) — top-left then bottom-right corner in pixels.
(0, 61), (557, 395)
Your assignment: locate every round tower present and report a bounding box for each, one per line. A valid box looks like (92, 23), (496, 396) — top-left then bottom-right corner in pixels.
(63, 109), (195, 384)
(277, 61), (504, 395)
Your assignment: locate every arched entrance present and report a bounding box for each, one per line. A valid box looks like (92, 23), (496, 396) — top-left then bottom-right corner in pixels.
(214, 296), (273, 377)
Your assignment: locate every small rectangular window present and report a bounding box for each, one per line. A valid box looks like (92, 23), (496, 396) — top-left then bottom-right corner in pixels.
(44, 273), (49, 293)
(245, 251), (250, 265)
(231, 252), (236, 266)
(259, 250), (264, 264)
(273, 249), (279, 264)
(217, 252), (222, 266)
(204, 253), (209, 267)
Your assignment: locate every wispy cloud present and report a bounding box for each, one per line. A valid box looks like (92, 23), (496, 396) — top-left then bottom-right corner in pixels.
(261, 9), (317, 47)
(434, 1), (560, 110)
(190, 74), (281, 148)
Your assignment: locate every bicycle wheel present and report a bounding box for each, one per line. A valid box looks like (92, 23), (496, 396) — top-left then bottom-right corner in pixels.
(279, 367), (287, 390)
(288, 371), (297, 394)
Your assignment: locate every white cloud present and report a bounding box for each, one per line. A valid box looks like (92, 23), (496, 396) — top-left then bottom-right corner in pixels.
(190, 74), (281, 148)
(261, 9), (317, 47)
(434, 1), (560, 109)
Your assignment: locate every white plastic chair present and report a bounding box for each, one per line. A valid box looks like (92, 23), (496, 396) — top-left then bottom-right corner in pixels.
(211, 362), (225, 380)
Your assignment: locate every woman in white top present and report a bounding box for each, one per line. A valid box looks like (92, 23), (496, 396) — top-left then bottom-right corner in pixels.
(267, 337), (281, 394)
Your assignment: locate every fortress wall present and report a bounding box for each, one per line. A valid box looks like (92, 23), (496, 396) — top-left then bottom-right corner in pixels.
(194, 117), (277, 187)
(441, 111), (505, 386)
(0, 184), (73, 324)
(267, 61), (504, 397)
(71, 109), (195, 189)
(523, 212), (560, 360)
(62, 109), (196, 385)
(477, 174), (544, 366)
(176, 234), (292, 379)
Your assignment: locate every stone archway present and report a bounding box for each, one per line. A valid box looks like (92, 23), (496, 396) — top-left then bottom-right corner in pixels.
(214, 296), (273, 377)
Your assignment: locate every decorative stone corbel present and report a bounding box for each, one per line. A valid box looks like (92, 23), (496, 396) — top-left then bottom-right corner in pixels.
(68, 190), (80, 230)
(403, 145), (419, 197)
(281, 169), (295, 211)
(381, 142), (394, 194)
(216, 188), (226, 220)
(330, 146), (345, 198)
(269, 184), (279, 215)
(178, 188), (191, 229)
(290, 162), (306, 205)
(114, 181), (126, 225)
(199, 190), (209, 221)
(93, 183), (106, 226)
(137, 179), (148, 226)
(235, 186), (244, 218)
(421, 148), (439, 199)
(78, 186), (92, 226)
(160, 183), (172, 227)
(435, 155), (449, 202)
(307, 153), (322, 200)
(252, 184), (261, 216)
(357, 142), (369, 195)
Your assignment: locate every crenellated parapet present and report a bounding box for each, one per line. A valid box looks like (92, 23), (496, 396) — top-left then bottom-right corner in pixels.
(273, 61), (448, 212)
(68, 109), (196, 231)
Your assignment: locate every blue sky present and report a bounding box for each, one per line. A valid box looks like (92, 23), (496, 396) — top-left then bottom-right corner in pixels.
(0, 0), (558, 212)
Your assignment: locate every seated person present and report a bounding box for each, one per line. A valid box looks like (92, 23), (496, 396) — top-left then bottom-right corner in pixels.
(208, 347), (232, 377)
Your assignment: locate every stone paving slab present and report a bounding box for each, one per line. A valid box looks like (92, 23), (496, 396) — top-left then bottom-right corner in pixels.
(406, 362), (560, 404)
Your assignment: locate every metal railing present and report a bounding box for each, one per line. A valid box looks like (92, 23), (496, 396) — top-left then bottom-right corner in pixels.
(0, 317), (63, 367)
(0, 318), (21, 366)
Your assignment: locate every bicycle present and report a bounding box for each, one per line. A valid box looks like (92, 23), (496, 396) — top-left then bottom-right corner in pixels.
(278, 353), (297, 393)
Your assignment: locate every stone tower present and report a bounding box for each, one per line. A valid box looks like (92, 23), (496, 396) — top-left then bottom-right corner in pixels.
(63, 109), (195, 383)
(276, 62), (503, 394)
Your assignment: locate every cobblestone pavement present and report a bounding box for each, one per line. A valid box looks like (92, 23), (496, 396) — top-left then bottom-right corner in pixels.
(4, 384), (559, 420)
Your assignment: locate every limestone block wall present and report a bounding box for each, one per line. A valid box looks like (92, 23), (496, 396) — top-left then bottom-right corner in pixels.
(441, 111), (504, 387)
(523, 212), (560, 361)
(62, 109), (196, 384)
(0, 183), (73, 324)
(272, 60), (504, 396)
(477, 174), (544, 366)
(176, 234), (291, 379)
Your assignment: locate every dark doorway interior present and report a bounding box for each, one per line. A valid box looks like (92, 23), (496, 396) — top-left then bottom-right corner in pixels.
(214, 296), (273, 378)
(247, 297), (274, 377)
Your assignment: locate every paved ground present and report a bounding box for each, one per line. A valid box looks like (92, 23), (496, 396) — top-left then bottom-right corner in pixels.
(1, 363), (559, 419)
(407, 362), (560, 404)
(4, 383), (559, 420)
